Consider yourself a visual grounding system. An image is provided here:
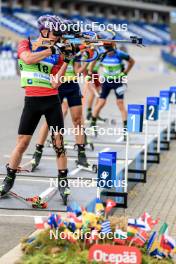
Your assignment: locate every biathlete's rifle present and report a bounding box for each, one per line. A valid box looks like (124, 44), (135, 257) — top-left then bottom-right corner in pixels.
(32, 34), (143, 62)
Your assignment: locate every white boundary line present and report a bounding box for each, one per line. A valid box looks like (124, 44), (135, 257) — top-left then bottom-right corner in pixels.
(0, 214), (48, 218)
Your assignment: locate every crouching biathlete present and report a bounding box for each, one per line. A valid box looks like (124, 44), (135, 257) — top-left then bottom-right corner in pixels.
(0, 15), (74, 204)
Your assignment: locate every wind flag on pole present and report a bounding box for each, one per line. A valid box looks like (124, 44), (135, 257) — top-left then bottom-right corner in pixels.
(105, 199), (116, 214)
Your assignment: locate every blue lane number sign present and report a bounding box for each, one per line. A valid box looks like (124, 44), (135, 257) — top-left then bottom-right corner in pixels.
(127, 104), (144, 133)
(170, 86), (176, 104)
(146, 97), (159, 121)
(159, 90), (170, 111)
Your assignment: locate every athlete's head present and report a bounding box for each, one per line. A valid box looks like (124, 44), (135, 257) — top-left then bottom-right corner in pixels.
(37, 15), (66, 41)
(104, 42), (116, 55)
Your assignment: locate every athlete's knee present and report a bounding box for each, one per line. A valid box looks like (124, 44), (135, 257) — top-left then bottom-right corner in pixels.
(98, 99), (106, 108)
(51, 133), (66, 158)
(17, 135), (30, 153)
(72, 116), (82, 127)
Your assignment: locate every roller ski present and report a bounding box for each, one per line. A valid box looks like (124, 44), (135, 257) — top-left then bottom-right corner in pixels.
(31, 144), (44, 172)
(58, 170), (70, 206)
(75, 160), (98, 173)
(97, 115), (108, 124)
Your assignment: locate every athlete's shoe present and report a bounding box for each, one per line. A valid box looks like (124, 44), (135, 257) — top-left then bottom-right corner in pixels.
(77, 150), (89, 167)
(58, 171), (70, 205)
(86, 111), (92, 121)
(31, 144), (43, 171)
(0, 165), (16, 197)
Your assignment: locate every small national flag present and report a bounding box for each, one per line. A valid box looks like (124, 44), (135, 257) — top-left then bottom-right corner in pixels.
(61, 228), (77, 243)
(95, 198), (104, 215)
(68, 201), (82, 216)
(114, 228), (127, 245)
(147, 231), (157, 252)
(160, 234), (176, 252)
(150, 248), (166, 259)
(48, 213), (60, 229)
(127, 226), (138, 240)
(34, 216), (45, 229)
(132, 230), (148, 246)
(159, 223), (168, 236)
(67, 212), (82, 224)
(140, 212), (159, 231)
(128, 218), (146, 229)
(105, 199), (116, 214)
(101, 220), (112, 234)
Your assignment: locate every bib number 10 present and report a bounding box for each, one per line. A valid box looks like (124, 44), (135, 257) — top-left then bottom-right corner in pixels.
(36, 63), (49, 74)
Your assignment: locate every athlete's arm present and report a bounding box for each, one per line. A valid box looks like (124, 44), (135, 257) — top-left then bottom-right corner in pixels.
(87, 60), (97, 73)
(18, 39), (52, 64)
(118, 50), (135, 74)
(20, 49), (52, 64)
(123, 57), (135, 75)
(73, 62), (89, 74)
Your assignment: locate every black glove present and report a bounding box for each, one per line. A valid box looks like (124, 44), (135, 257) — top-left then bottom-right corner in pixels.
(50, 43), (63, 54)
(62, 44), (76, 62)
(63, 57), (71, 63)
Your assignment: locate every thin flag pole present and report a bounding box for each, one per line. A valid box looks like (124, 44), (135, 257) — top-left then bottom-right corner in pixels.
(144, 120), (148, 171)
(167, 105), (171, 142)
(157, 111), (161, 154)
